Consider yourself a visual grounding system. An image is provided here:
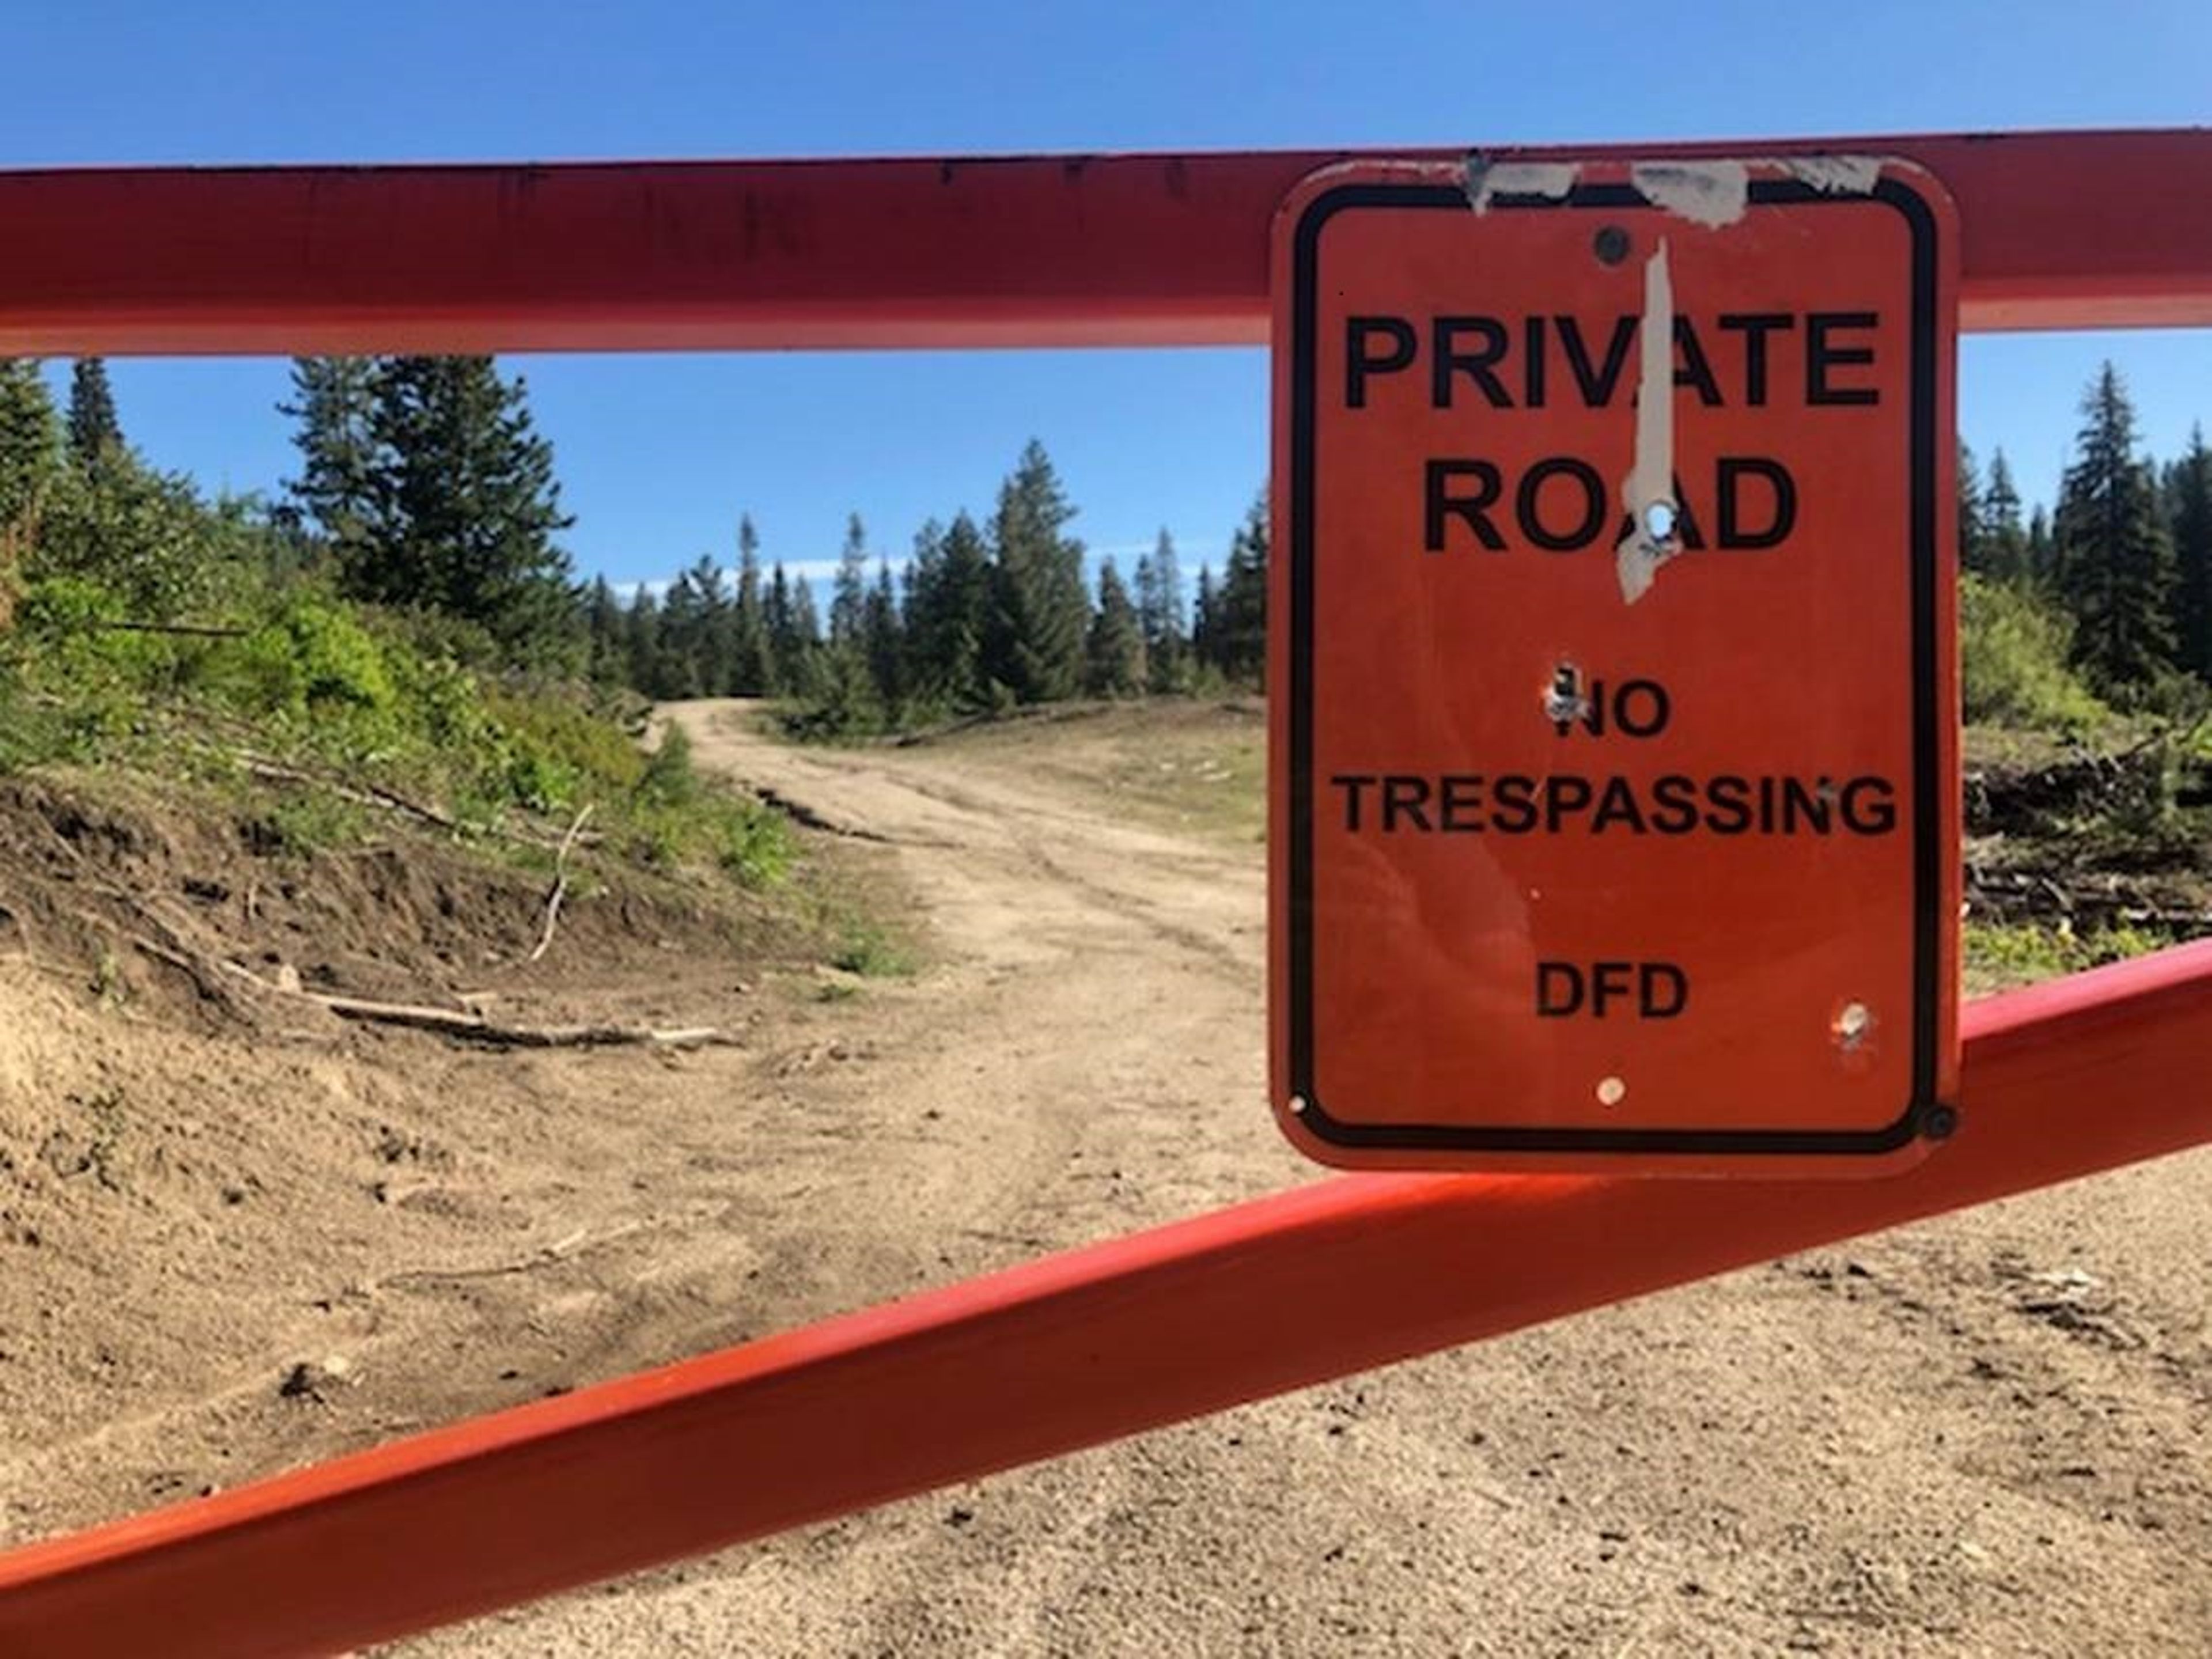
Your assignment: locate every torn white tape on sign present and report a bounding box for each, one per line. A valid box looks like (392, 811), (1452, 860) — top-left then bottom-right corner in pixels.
(1781, 155), (1882, 196)
(1461, 156), (1581, 214)
(1628, 162), (1749, 228)
(1615, 238), (1677, 606)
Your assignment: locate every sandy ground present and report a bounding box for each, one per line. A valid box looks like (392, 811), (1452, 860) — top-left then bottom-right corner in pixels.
(4, 699), (2208, 1656)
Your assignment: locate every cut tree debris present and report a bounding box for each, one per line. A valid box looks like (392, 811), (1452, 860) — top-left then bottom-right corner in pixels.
(528, 804), (596, 964)
(217, 963), (736, 1049)
(236, 754), (604, 853)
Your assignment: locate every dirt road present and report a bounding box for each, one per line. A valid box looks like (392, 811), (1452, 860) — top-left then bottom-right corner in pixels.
(3, 699), (2205, 1654)
(389, 702), (2209, 1657)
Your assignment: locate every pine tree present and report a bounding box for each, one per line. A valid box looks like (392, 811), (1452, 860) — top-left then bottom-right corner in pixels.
(0, 359), (59, 625)
(863, 559), (904, 712)
(1215, 495), (1269, 687)
(903, 520), (946, 702)
(657, 574), (707, 697)
(2169, 426), (2212, 679)
(584, 575), (625, 684)
(66, 358), (123, 467)
(766, 563), (825, 695)
(790, 573), (824, 694)
(2053, 362), (2179, 691)
(626, 587), (668, 695)
(800, 512), (878, 728)
(765, 563), (796, 694)
(357, 356), (579, 665)
(2027, 504), (2055, 584)
(1085, 558), (1146, 696)
(1983, 449), (2029, 586)
(830, 512), (869, 650)
(667, 554), (728, 694)
(280, 357), (381, 570)
(1191, 566), (1218, 672)
(1135, 528), (1186, 693)
(984, 440), (1089, 703)
(729, 514), (771, 695)
(1957, 440), (1989, 575)
(0, 359), (60, 537)
(908, 514), (993, 709)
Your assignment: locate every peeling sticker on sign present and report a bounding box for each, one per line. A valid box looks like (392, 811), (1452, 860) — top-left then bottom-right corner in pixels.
(1782, 155), (1883, 196)
(1615, 238), (1679, 604)
(1453, 155), (1871, 224)
(1628, 161), (1750, 226)
(1462, 154), (1580, 214)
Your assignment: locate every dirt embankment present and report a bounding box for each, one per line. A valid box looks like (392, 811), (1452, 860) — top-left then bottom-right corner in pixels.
(0, 760), (834, 1546)
(1, 701), (2206, 1657)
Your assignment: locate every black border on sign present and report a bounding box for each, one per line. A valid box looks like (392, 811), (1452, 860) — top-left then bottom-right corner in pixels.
(1287, 177), (1944, 1157)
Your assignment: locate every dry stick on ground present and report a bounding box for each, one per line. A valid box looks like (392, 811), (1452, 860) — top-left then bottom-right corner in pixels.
(370, 1219), (660, 1294)
(238, 757), (461, 836)
(239, 757), (452, 830)
(219, 961), (736, 1050)
(235, 753), (601, 853)
(528, 803), (596, 964)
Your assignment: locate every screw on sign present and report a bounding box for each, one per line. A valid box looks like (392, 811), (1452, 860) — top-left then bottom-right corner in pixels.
(1267, 156), (1961, 1176)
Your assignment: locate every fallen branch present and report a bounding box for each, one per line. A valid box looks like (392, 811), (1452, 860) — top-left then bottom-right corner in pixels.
(358, 778), (461, 834)
(1965, 866), (2212, 935)
(86, 619), (248, 639)
(236, 754), (599, 852)
(372, 1220), (656, 1293)
(527, 804), (596, 963)
(240, 758), (459, 835)
(220, 962), (734, 1050)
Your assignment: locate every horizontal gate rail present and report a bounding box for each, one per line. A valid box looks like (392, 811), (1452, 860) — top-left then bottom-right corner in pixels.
(0, 129), (2203, 355)
(2, 943), (2210, 1657)
(0, 128), (2206, 1658)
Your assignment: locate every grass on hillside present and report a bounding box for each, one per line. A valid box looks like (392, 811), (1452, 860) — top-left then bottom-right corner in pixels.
(0, 581), (791, 897)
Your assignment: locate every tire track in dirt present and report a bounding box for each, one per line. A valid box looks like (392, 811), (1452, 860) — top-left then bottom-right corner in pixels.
(683, 706), (1261, 977)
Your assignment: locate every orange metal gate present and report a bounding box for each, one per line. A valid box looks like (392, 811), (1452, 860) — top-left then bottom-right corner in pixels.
(0, 130), (2207, 1658)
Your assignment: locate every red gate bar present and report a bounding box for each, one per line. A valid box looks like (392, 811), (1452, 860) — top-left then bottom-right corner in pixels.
(0, 131), (2209, 1656)
(2, 943), (2209, 1658)
(0, 129), (2205, 355)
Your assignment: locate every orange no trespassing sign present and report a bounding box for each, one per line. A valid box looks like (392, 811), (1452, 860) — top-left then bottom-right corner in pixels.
(1268, 157), (1960, 1176)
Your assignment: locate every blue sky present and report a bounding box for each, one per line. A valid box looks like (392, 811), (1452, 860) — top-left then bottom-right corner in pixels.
(5, 1), (2209, 589)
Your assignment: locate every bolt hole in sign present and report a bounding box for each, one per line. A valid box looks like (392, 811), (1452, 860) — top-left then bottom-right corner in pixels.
(1268, 156), (1961, 1176)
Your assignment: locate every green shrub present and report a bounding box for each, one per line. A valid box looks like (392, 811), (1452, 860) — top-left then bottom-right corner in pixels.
(1966, 918), (2171, 988)
(256, 789), (368, 854)
(484, 685), (644, 796)
(228, 597), (398, 721)
(831, 919), (914, 976)
(1961, 574), (2106, 730)
(1965, 920), (2079, 985)
(499, 747), (577, 813)
(28, 459), (268, 622)
(638, 722), (700, 808)
(391, 649), (497, 754)
(625, 805), (685, 869)
(15, 573), (126, 634)
(0, 681), (107, 771)
(713, 799), (789, 888)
